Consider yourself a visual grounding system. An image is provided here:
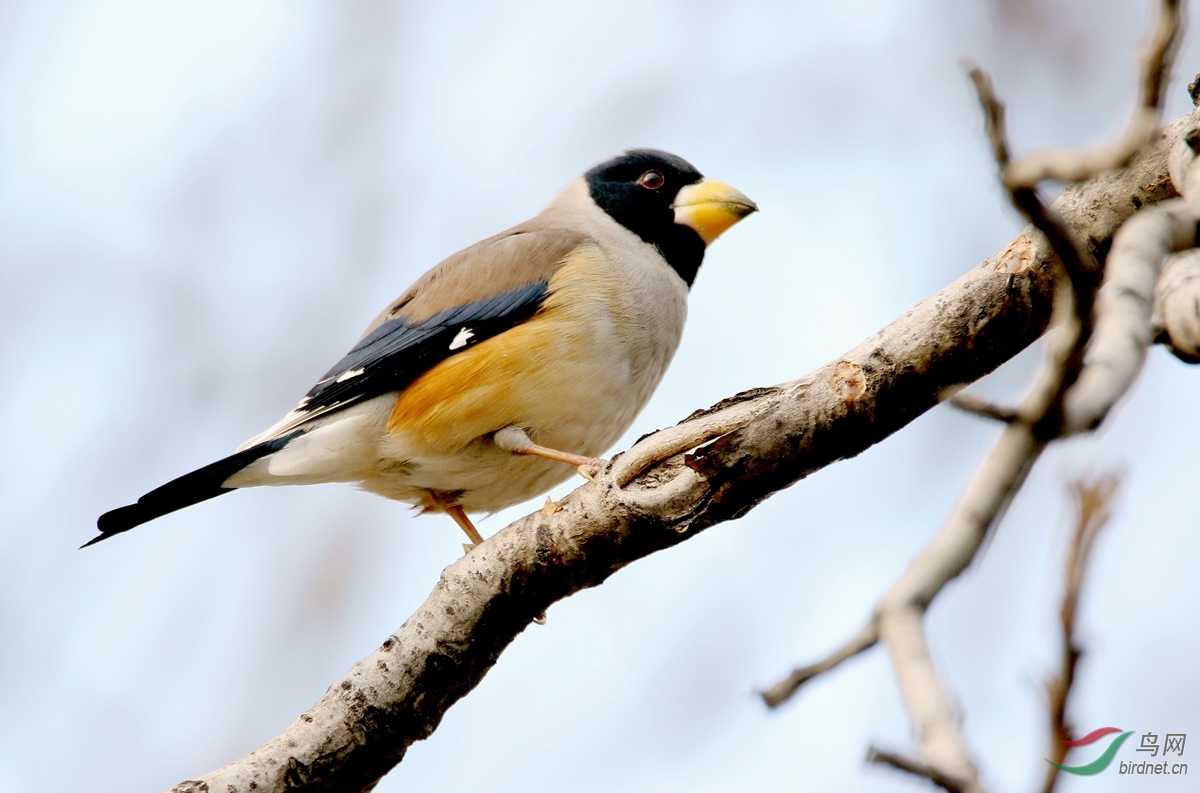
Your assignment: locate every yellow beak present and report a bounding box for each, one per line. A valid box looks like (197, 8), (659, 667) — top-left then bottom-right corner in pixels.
(672, 178), (758, 245)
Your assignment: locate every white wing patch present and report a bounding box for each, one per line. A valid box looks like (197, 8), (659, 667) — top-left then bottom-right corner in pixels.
(335, 366), (365, 383)
(448, 327), (475, 350)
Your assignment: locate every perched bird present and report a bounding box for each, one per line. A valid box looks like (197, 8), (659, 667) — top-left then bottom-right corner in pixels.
(90, 149), (756, 549)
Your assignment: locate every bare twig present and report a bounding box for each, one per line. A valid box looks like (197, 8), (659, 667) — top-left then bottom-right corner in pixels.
(867, 746), (973, 793)
(948, 393), (1021, 424)
(968, 66), (1098, 290)
(871, 423), (1042, 788)
(968, 65), (1100, 442)
(760, 623), (877, 707)
(999, 0), (1182, 189)
(762, 6), (1182, 791)
(853, 59), (1119, 788)
(1043, 474), (1120, 793)
(761, 104), (1193, 716)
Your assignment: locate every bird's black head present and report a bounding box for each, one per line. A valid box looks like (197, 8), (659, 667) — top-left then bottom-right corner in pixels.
(585, 149), (755, 287)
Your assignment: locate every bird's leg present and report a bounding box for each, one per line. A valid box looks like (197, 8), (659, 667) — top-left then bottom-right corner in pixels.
(493, 426), (604, 481)
(430, 491), (485, 549)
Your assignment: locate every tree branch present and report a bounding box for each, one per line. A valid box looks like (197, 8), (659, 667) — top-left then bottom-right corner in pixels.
(1042, 474), (1120, 793)
(997, 0), (1181, 189)
(760, 89), (1191, 720)
(1064, 196), (1199, 430)
(759, 622), (877, 708)
(947, 392), (1021, 424)
(1063, 83), (1200, 429)
(761, 4), (1183, 789)
(1153, 248), (1200, 362)
(867, 746), (973, 793)
(172, 89), (1198, 793)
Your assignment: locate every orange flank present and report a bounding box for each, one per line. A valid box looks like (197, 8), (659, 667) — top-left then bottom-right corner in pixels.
(388, 310), (562, 450)
(388, 243), (632, 455)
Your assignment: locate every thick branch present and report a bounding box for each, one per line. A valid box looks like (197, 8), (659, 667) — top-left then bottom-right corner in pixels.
(172, 109), (1197, 793)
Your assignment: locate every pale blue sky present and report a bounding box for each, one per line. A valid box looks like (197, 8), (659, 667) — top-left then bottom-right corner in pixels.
(1, 2), (1197, 791)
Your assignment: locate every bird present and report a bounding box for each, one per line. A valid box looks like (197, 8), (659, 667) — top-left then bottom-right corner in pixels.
(89, 149), (756, 549)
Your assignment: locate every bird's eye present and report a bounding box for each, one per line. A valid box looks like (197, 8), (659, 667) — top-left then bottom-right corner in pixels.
(638, 170), (665, 190)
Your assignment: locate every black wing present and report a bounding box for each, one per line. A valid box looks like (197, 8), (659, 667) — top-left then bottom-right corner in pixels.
(86, 282), (550, 546)
(298, 281), (550, 417)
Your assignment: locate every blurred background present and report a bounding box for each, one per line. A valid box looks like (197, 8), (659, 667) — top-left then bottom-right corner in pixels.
(1, 1), (1197, 791)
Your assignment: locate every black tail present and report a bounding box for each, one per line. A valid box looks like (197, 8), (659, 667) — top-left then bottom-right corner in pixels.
(86, 431), (301, 548)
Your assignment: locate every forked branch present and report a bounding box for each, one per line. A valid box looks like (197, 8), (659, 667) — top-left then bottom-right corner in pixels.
(762, 3), (1184, 791)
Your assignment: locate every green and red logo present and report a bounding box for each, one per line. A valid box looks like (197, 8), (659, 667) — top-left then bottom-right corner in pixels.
(1046, 727), (1134, 775)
